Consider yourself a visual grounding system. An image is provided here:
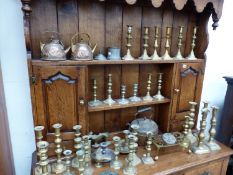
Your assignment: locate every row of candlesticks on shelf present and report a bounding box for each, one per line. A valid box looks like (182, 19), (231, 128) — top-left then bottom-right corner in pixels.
(89, 73), (165, 107)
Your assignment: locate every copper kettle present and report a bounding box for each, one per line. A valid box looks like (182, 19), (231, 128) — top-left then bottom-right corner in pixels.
(71, 33), (97, 61)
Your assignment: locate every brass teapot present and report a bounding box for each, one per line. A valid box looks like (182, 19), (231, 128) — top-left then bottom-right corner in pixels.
(71, 33), (97, 61)
(40, 31), (70, 61)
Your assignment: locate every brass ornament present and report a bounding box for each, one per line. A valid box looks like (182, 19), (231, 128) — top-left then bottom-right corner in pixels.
(88, 79), (103, 107)
(180, 116), (191, 149)
(174, 26), (184, 60)
(139, 27), (151, 60)
(151, 26), (161, 60)
(142, 132), (155, 164)
(117, 85), (130, 105)
(72, 125), (83, 168)
(129, 84), (142, 102)
(186, 26), (197, 60)
(103, 74), (116, 105)
(153, 73), (165, 100)
(143, 73), (153, 101)
(162, 27), (172, 60)
(122, 25), (135, 60)
(110, 136), (123, 170)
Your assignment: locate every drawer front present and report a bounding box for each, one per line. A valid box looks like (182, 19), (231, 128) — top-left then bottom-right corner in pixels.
(184, 160), (222, 175)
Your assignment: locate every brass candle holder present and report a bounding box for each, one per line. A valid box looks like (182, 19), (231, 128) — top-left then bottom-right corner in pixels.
(162, 27), (172, 60)
(110, 136), (123, 169)
(117, 84), (130, 105)
(174, 26), (184, 59)
(142, 132), (154, 164)
(120, 130), (131, 154)
(122, 25), (135, 60)
(186, 101), (198, 144)
(191, 108), (210, 154)
(123, 135), (137, 175)
(153, 73), (165, 100)
(151, 26), (161, 60)
(77, 150), (85, 175)
(129, 83), (141, 102)
(52, 123), (66, 174)
(72, 125), (82, 168)
(143, 73), (153, 101)
(187, 26), (197, 60)
(139, 27), (150, 60)
(88, 79), (103, 107)
(63, 150), (75, 175)
(35, 141), (50, 175)
(103, 74), (116, 105)
(35, 126), (45, 157)
(206, 106), (221, 151)
(83, 135), (93, 175)
(180, 116), (191, 149)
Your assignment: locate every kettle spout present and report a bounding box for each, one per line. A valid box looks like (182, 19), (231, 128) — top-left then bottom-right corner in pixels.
(65, 47), (70, 54)
(92, 44), (97, 53)
(40, 41), (45, 52)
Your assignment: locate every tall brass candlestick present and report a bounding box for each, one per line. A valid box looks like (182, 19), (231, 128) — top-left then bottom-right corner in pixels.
(36, 141), (50, 175)
(139, 27), (150, 60)
(88, 79), (103, 107)
(122, 25), (135, 60)
(143, 73), (153, 101)
(174, 26), (184, 59)
(191, 108), (210, 154)
(63, 150), (75, 175)
(110, 136), (123, 169)
(77, 150), (85, 175)
(142, 132), (154, 164)
(151, 26), (161, 60)
(162, 27), (172, 60)
(180, 116), (191, 149)
(52, 123), (66, 174)
(206, 106), (221, 151)
(83, 135), (93, 175)
(35, 126), (44, 157)
(72, 125), (82, 168)
(153, 73), (165, 100)
(187, 26), (197, 60)
(104, 74), (116, 105)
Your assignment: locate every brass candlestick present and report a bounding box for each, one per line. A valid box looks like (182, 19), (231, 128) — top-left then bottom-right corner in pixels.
(174, 26), (184, 59)
(142, 132), (154, 164)
(186, 101), (198, 144)
(162, 27), (172, 60)
(180, 116), (191, 149)
(110, 136), (123, 169)
(129, 83), (141, 102)
(88, 79), (103, 107)
(122, 25), (135, 60)
(52, 123), (66, 174)
(36, 141), (50, 175)
(123, 135), (137, 175)
(82, 135), (93, 175)
(187, 26), (197, 60)
(143, 73), (153, 101)
(63, 150), (75, 175)
(206, 106), (221, 151)
(139, 27), (150, 60)
(117, 84), (129, 105)
(103, 74), (116, 105)
(120, 130), (131, 154)
(35, 126), (44, 157)
(191, 108), (210, 154)
(153, 73), (165, 100)
(151, 26), (161, 60)
(72, 125), (82, 168)
(77, 150), (85, 175)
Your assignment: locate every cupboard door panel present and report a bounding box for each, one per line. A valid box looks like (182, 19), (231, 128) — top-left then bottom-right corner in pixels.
(32, 66), (87, 141)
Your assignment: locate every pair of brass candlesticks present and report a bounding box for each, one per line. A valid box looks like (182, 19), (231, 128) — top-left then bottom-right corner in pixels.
(88, 73), (165, 107)
(180, 101), (221, 154)
(122, 25), (198, 60)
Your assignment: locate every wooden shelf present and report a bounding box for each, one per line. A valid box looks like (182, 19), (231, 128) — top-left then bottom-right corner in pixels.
(88, 97), (170, 112)
(31, 59), (204, 66)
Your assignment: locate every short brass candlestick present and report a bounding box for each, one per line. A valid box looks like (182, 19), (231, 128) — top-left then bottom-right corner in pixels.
(186, 101), (198, 144)
(52, 123), (66, 174)
(180, 116), (191, 149)
(143, 73), (153, 101)
(129, 83), (141, 102)
(120, 130), (131, 154)
(191, 108), (210, 154)
(104, 74), (116, 105)
(139, 27), (150, 60)
(142, 132), (154, 164)
(35, 126), (45, 157)
(72, 125), (82, 168)
(110, 136), (123, 169)
(36, 141), (50, 175)
(63, 150), (75, 175)
(117, 84), (129, 105)
(77, 150), (85, 175)
(151, 26), (161, 60)
(187, 26), (197, 60)
(162, 27), (172, 60)
(153, 73), (165, 100)
(122, 25), (135, 60)
(174, 26), (184, 59)
(88, 79), (103, 107)
(206, 106), (221, 151)
(123, 135), (137, 175)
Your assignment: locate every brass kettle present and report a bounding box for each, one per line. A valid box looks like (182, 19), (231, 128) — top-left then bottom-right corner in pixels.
(40, 31), (70, 61)
(71, 33), (97, 61)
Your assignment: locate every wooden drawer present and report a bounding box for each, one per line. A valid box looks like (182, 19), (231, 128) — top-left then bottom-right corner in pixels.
(184, 160), (223, 175)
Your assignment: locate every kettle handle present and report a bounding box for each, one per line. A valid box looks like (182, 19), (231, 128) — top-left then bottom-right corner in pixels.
(71, 33), (91, 46)
(134, 107), (153, 120)
(41, 31), (64, 46)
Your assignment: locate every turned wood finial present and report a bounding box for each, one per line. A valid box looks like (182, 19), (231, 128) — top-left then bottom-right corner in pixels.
(21, 0), (32, 17)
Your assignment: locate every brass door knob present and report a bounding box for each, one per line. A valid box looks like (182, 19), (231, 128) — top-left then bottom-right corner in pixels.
(79, 99), (85, 105)
(174, 89), (180, 93)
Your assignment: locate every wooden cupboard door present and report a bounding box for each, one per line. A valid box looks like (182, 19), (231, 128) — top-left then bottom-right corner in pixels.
(171, 61), (204, 123)
(32, 66), (87, 142)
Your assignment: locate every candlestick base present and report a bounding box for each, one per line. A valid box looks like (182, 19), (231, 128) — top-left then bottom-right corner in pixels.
(162, 50), (172, 60)
(63, 170), (76, 175)
(174, 50), (184, 60)
(139, 50), (151, 60)
(126, 154), (141, 166)
(122, 50), (135, 60)
(129, 96), (141, 102)
(191, 143), (210, 154)
(88, 100), (103, 107)
(151, 50), (161, 60)
(52, 162), (66, 174)
(35, 165), (51, 175)
(143, 95), (153, 102)
(186, 133), (197, 144)
(123, 166), (137, 175)
(180, 137), (191, 149)
(205, 140), (221, 151)
(142, 155), (154, 165)
(104, 98), (116, 105)
(71, 158), (79, 168)
(186, 50), (197, 60)
(117, 98), (130, 105)
(153, 94), (165, 101)
(110, 159), (123, 170)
